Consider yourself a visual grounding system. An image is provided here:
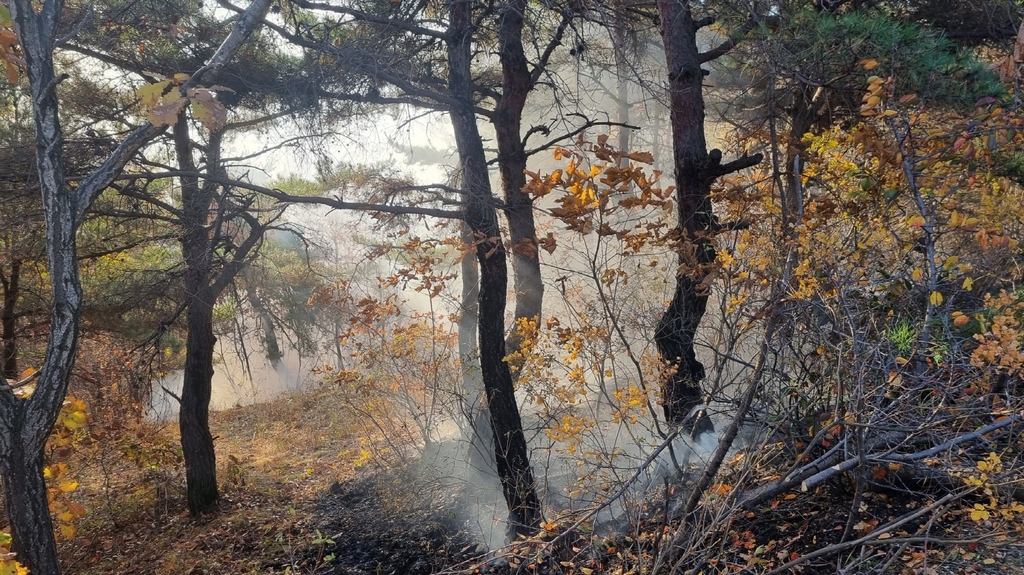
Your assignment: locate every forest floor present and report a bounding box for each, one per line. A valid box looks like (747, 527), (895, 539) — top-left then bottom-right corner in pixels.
(52, 384), (1023, 575)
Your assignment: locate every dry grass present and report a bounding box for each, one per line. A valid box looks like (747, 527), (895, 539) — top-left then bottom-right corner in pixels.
(58, 383), (367, 575)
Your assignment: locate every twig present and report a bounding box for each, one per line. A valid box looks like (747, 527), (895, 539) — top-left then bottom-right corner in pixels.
(0, 369), (40, 391)
(161, 386), (182, 404)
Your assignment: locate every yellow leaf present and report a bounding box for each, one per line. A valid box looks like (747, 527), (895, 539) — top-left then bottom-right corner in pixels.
(58, 523), (76, 539)
(58, 480), (78, 493)
(880, 109), (898, 117)
(861, 58), (879, 70)
(911, 268), (924, 282)
(942, 256), (959, 271)
(172, 72), (190, 83)
(970, 504), (990, 522)
(908, 215), (926, 228)
(138, 80), (172, 108)
(0, 559), (28, 575)
(930, 291), (944, 306)
(146, 90), (186, 126)
(963, 277), (974, 291)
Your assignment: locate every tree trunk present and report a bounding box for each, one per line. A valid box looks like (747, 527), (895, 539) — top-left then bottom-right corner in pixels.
(655, 0), (761, 433)
(0, 440), (61, 575)
(782, 86), (815, 233)
(655, 0), (713, 431)
(459, 222), (494, 472)
(1, 0), (273, 568)
(613, 22), (632, 167)
(180, 293), (219, 514)
(175, 117), (220, 514)
(3, 2), (84, 571)
(245, 276), (282, 363)
(449, 0), (541, 535)
(494, 0), (543, 374)
(1, 259), (19, 379)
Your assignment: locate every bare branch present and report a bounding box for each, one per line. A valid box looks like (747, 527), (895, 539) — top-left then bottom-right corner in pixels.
(114, 171), (466, 220)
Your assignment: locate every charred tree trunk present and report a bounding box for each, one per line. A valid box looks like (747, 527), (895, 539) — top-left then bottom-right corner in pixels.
(655, 0), (761, 433)
(656, 0), (712, 431)
(494, 0), (543, 373)
(175, 117), (220, 514)
(449, 0), (541, 535)
(1, 259), (20, 379)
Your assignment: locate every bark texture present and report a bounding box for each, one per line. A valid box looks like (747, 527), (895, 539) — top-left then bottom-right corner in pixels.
(449, 0), (541, 535)
(655, 0), (761, 432)
(174, 117), (221, 514)
(655, 0), (712, 430)
(1, 260), (20, 379)
(3, 1), (83, 572)
(1, 442), (61, 574)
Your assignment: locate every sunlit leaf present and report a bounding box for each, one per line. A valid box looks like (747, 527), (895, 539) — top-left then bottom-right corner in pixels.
(188, 87), (228, 130)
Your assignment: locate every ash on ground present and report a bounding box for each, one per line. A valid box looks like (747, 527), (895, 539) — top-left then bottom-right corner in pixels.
(304, 468), (490, 575)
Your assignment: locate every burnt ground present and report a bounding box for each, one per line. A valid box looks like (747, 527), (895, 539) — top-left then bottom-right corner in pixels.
(293, 464), (1023, 575)
(298, 470), (489, 575)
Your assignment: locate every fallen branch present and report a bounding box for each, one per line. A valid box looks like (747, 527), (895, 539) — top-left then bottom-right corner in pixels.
(800, 417), (1019, 492)
(762, 489), (969, 575)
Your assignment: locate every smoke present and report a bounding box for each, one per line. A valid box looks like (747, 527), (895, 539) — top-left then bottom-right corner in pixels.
(147, 333), (315, 420)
